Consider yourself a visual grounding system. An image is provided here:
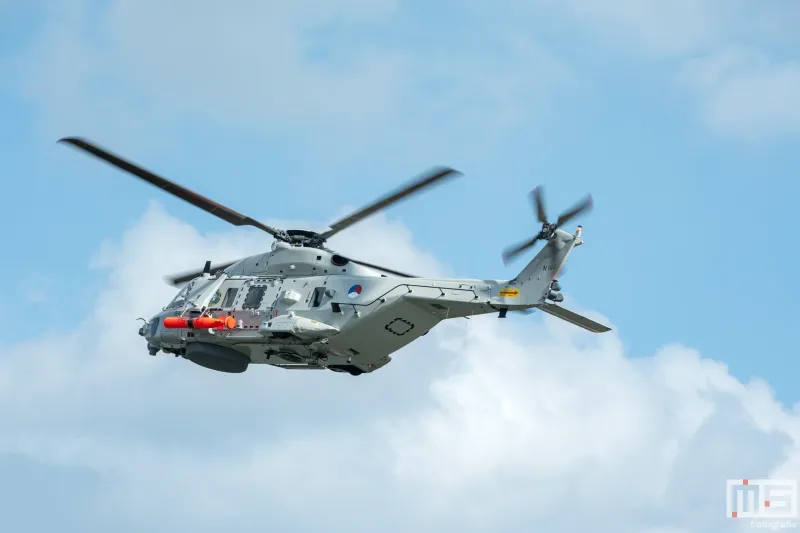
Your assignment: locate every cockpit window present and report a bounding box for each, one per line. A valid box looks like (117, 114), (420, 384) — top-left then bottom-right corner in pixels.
(148, 318), (160, 338)
(166, 285), (189, 309)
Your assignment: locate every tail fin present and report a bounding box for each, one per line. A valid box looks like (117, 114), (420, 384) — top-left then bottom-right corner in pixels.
(513, 228), (579, 305)
(510, 227), (611, 333)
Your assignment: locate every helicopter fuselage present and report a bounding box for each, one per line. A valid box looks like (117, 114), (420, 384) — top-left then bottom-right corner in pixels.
(141, 240), (554, 375)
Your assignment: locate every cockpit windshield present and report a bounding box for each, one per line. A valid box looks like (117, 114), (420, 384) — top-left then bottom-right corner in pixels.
(166, 285), (190, 309)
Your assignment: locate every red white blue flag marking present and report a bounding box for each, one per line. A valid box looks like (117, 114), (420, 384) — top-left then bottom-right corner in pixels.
(347, 284), (363, 298)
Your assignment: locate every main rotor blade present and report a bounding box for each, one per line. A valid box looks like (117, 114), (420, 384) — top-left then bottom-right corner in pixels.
(346, 257), (417, 278)
(502, 235), (541, 265)
(164, 260), (238, 287)
(320, 167), (461, 240)
(555, 194), (593, 228)
(530, 186), (548, 224)
(59, 137), (284, 239)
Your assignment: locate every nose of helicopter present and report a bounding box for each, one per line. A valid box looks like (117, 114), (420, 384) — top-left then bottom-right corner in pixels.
(139, 315), (163, 356)
(138, 315), (161, 340)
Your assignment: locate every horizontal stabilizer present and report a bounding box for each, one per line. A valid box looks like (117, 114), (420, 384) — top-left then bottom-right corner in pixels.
(536, 303), (611, 333)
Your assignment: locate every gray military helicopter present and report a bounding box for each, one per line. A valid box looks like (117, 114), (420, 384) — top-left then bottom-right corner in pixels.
(60, 137), (610, 376)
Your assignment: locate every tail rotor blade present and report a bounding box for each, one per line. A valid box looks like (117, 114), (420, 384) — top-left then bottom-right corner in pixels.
(502, 235), (541, 265)
(555, 194), (593, 228)
(530, 186), (548, 224)
(502, 187), (594, 267)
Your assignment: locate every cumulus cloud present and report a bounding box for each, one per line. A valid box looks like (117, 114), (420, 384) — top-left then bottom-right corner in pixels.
(680, 48), (800, 140)
(541, 0), (727, 56)
(527, 0), (800, 140)
(535, 0), (796, 58)
(8, 0), (571, 161)
(1, 205), (797, 533)
(7, 1), (800, 146)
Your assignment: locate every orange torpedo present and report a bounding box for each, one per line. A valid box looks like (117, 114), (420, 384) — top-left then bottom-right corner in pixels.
(163, 316), (237, 330)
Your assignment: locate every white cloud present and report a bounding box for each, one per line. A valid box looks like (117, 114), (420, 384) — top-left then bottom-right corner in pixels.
(8, 0), (571, 160)
(680, 48), (800, 140)
(1, 204), (798, 532)
(545, 0), (726, 56)
(7, 1), (800, 149)
(7, 0), (399, 151)
(536, 0), (797, 58)
(530, 0), (800, 140)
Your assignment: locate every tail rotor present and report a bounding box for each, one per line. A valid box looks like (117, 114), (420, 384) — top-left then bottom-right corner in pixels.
(502, 186), (593, 265)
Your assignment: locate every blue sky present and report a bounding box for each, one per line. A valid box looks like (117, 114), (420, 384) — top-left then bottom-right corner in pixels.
(2, 0), (797, 399)
(1, 1), (799, 532)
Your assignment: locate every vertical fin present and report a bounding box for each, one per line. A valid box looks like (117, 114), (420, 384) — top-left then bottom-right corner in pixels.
(513, 229), (578, 305)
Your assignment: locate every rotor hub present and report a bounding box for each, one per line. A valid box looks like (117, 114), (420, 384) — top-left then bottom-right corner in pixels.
(502, 187), (593, 265)
(284, 229), (327, 248)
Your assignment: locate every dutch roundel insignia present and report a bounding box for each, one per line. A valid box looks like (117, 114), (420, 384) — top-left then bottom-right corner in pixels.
(347, 284), (363, 299)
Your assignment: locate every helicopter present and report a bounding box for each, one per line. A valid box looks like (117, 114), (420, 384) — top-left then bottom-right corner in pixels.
(59, 137), (610, 376)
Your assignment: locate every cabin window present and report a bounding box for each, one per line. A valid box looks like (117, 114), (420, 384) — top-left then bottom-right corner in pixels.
(311, 287), (325, 308)
(221, 288), (238, 308)
(243, 286), (267, 309)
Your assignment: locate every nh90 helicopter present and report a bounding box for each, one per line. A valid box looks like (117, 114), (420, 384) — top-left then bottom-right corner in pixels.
(59, 137), (610, 376)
